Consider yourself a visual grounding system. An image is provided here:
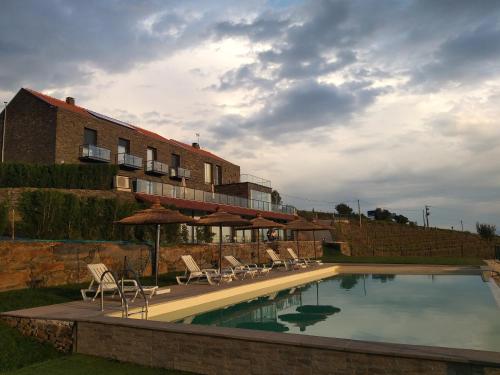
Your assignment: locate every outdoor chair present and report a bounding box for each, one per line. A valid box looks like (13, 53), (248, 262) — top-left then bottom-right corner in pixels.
(286, 248), (323, 266)
(266, 249), (290, 270)
(224, 255), (270, 278)
(176, 255), (233, 285)
(80, 263), (158, 302)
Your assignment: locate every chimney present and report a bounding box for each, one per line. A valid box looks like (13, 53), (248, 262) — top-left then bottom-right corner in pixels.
(192, 142), (200, 149)
(66, 97), (75, 105)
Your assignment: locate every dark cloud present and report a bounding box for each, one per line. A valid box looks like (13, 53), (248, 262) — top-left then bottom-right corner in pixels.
(212, 79), (384, 139)
(213, 12), (290, 41)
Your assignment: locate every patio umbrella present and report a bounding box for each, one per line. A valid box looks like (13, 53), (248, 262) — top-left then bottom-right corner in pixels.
(236, 213), (285, 264)
(196, 207), (250, 273)
(284, 215), (325, 258)
(115, 198), (195, 285)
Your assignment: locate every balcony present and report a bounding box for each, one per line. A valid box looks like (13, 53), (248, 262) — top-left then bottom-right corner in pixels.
(133, 178), (296, 215)
(240, 174), (271, 188)
(117, 153), (142, 170)
(146, 160), (169, 175)
(80, 144), (111, 162)
(170, 167), (191, 180)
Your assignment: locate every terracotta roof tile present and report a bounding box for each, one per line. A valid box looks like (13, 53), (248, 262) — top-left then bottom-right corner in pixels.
(23, 88), (229, 163)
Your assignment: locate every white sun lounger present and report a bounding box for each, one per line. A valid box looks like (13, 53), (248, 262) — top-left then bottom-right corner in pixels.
(224, 255), (270, 278)
(176, 255), (233, 285)
(266, 249), (290, 270)
(287, 248), (323, 266)
(80, 263), (158, 302)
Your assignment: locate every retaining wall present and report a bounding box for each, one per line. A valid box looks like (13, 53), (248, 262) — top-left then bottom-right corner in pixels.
(0, 240), (321, 291)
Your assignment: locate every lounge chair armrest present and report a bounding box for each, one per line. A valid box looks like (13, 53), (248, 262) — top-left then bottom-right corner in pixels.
(121, 279), (138, 287)
(202, 268), (218, 274)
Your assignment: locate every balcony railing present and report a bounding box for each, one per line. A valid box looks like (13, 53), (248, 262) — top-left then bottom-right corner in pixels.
(117, 153), (142, 169)
(133, 178), (296, 215)
(170, 167), (191, 179)
(240, 174), (271, 188)
(80, 144), (111, 162)
(146, 160), (169, 175)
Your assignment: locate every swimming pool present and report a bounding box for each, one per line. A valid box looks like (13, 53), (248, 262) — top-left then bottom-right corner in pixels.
(175, 274), (500, 352)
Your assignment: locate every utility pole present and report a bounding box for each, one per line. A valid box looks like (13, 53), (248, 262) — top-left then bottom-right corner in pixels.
(425, 205), (430, 228)
(357, 199), (361, 227)
(2, 101), (7, 163)
(460, 220), (464, 232)
(422, 209), (426, 228)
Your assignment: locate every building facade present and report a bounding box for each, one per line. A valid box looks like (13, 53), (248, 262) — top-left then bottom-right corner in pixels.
(0, 88), (295, 224)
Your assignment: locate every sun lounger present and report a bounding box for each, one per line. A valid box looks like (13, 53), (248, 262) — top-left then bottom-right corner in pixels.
(266, 249), (290, 270)
(176, 255), (233, 285)
(224, 255), (270, 278)
(286, 248), (323, 266)
(80, 263), (158, 302)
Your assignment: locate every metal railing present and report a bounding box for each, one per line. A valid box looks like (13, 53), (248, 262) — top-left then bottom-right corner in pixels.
(240, 174), (271, 188)
(133, 178), (296, 215)
(80, 144), (111, 162)
(117, 153), (143, 169)
(145, 160), (169, 175)
(170, 167), (191, 179)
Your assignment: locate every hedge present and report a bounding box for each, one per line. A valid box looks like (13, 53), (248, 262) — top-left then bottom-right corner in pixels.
(0, 163), (118, 190)
(17, 190), (181, 242)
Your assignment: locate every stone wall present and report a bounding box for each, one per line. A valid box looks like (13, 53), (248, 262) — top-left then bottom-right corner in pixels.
(333, 221), (496, 258)
(1, 316), (74, 352)
(0, 239), (321, 291)
(75, 319), (500, 375)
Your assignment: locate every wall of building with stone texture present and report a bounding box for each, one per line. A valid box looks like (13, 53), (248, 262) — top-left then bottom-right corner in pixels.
(0, 239), (322, 292)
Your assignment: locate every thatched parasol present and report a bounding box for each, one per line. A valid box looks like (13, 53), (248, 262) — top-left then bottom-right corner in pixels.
(116, 198), (195, 285)
(285, 215), (325, 258)
(196, 207), (250, 273)
(236, 214), (284, 264)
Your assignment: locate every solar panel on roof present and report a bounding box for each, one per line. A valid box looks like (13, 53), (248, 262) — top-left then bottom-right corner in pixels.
(87, 110), (137, 130)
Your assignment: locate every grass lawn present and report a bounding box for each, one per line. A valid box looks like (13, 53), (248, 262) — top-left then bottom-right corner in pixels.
(322, 253), (485, 266)
(3, 355), (193, 375)
(0, 271), (185, 374)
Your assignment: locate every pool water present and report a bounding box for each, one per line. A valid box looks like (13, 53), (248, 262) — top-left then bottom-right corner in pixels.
(179, 274), (500, 352)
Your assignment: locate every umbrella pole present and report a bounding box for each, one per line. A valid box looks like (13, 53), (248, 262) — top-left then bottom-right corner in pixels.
(313, 230), (316, 259)
(296, 230), (300, 258)
(219, 224), (223, 274)
(155, 224), (160, 286)
(257, 230), (260, 265)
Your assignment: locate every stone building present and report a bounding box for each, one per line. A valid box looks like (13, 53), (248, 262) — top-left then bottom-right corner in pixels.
(0, 88), (296, 232)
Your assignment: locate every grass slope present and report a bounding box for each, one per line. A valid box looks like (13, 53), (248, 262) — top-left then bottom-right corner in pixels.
(322, 254), (485, 266)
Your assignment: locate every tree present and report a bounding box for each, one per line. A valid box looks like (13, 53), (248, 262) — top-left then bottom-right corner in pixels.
(271, 190), (282, 205)
(335, 203), (353, 216)
(476, 222), (496, 241)
(393, 214), (409, 225)
(373, 207), (393, 221)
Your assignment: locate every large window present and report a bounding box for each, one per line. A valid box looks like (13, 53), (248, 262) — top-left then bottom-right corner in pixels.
(83, 128), (97, 145)
(147, 147), (157, 161)
(214, 165), (222, 185)
(204, 162), (213, 184)
(250, 189), (271, 210)
(171, 153), (180, 169)
(118, 138), (130, 154)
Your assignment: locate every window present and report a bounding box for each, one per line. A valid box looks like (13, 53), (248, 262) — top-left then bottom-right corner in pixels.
(250, 189), (271, 210)
(214, 165), (222, 185)
(84, 128), (97, 145)
(204, 162), (213, 184)
(147, 147), (157, 162)
(171, 154), (180, 169)
(118, 138), (130, 155)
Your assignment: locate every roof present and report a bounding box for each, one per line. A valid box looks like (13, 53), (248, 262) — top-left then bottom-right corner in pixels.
(135, 193), (296, 222)
(23, 88), (230, 164)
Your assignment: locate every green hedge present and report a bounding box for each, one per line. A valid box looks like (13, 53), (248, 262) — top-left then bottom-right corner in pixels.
(17, 190), (181, 242)
(0, 163), (118, 190)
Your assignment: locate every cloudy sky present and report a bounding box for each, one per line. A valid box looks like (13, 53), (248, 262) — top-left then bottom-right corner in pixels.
(1, 0), (500, 230)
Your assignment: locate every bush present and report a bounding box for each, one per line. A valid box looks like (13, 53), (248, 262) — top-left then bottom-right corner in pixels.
(0, 163), (118, 190)
(17, 190), (182, 242)
(476, 222), (496, 241)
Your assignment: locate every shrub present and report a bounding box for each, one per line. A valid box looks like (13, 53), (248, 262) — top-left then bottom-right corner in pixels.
(476, 222), (496, 241)
(0, 163), (118, 190)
